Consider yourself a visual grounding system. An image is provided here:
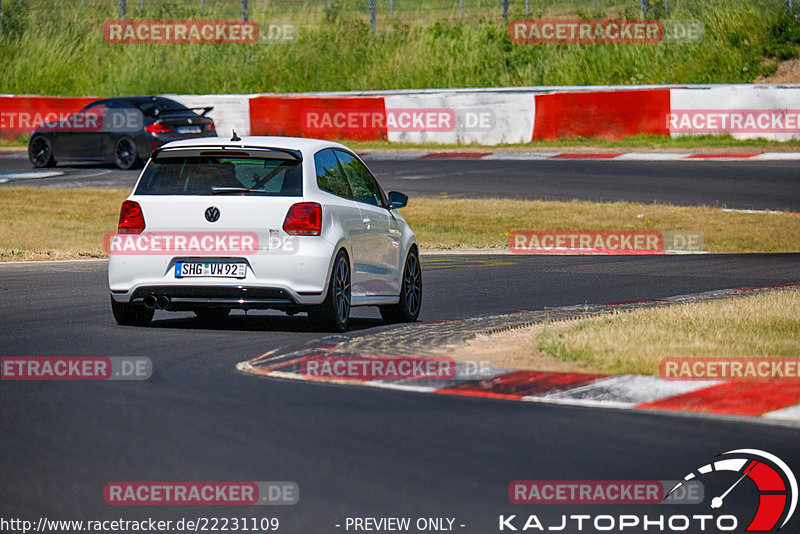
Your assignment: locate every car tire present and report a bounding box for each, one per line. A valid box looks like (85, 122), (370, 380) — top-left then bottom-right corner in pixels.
(28, 136), (56, 168)
(380, 247), (422, 324)
(194, 308), (231, 322)
(114, 136), (140, 170)
(110, 296), (154, 326)
(308, 249), (351, 332)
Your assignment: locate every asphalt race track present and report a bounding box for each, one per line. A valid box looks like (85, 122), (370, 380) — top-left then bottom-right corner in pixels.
(2, 254), (800, 532)
(372, 159), (800, 211)
(1, 150), (799, 532)
(1, 150), (799, 210)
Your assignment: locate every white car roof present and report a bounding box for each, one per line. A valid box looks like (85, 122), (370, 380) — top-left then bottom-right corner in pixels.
(158, 136), (352, 156)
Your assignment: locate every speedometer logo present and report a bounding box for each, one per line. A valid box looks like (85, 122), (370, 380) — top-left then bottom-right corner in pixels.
(666, 449), (797, 531)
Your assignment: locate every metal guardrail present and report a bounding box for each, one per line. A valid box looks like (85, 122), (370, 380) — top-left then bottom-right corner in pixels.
(0, 0), (793, 28)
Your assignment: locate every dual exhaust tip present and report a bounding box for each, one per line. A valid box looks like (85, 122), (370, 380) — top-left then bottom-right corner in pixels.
(143, 294), (170, 310)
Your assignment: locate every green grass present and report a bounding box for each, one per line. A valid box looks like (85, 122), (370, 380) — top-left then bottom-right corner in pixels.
(4, 188), (797, 261)
(402, 198), (800, 251)
(534, 289), (800, 375)
(0, 135), (29, 148)
(1, 0), (798, 95)
(0, 187), (125, 261)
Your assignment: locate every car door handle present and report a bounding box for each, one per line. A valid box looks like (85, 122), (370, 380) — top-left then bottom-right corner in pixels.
(362, 218), (371, 229)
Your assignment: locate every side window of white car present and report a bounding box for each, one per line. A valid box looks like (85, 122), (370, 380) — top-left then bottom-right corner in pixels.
(333, 150), (387, 208)
(314, 148), (353, 199)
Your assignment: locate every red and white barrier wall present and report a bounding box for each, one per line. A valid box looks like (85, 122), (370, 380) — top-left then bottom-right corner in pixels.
(247, 95), (387, 141)
(0, 95), (97, 140)
(3, 85), (800, 144)
(163, 93), (252, 138)
(382, 92), (535, 144)
(532, 89), (670, 140)
(669, 85), (800, 141)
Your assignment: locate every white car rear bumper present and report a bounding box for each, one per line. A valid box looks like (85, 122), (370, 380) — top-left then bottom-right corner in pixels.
(108, 237), (337, 307)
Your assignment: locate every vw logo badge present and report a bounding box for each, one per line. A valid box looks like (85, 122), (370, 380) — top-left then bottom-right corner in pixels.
(205, 206), (220, 223)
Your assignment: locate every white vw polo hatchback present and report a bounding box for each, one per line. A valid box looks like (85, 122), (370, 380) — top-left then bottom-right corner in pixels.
(107, 135), (421, 331)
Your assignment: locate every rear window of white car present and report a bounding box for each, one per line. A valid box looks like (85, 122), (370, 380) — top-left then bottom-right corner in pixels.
(135, 156), (302, 196)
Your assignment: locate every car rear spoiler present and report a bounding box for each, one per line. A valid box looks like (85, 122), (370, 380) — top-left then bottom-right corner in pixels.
(152, 145), (303, 161)
(155, 106), (213, 117)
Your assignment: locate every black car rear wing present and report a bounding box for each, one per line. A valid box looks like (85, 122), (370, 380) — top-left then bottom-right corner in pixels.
(155, 106), (213, 117)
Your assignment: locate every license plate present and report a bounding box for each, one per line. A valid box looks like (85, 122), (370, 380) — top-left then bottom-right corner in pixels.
(177, 126), (202, 134)
(175, 262), (246, 278)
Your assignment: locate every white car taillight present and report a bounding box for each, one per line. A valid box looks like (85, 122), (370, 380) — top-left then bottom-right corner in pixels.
(282, 202), (322, 236)
(117, 200), (146, 234)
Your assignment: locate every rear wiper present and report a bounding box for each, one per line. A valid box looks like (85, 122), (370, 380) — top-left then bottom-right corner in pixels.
(211, 187), (267, 194)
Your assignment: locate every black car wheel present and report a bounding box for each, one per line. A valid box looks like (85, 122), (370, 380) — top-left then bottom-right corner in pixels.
(28, 136), (56, 168)
(114, 137), (140, 170)
(308, 250), (351, 332)
(380, 247), (422, 323)
(110, 296), (154, 327)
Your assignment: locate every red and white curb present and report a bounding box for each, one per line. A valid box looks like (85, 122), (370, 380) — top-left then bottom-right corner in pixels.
(361, 151), (800, 161)
(237, 285), (800, 426)
(240, 360), (800, 426)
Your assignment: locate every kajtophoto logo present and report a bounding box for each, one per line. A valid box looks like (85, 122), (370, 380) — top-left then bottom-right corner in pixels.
(666, 449), (797, 532)
(501, 449), (796, 532)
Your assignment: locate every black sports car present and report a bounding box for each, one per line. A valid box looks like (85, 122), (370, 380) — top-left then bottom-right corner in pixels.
(28, 96), (216, 170)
